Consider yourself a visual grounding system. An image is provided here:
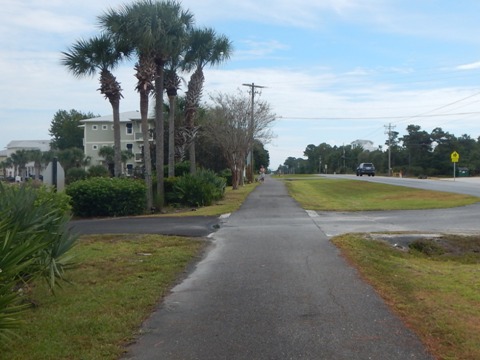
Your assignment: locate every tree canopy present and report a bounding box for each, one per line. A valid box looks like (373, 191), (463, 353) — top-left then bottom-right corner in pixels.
(49, 109), (97, 150)
(280, 124), (480, 177)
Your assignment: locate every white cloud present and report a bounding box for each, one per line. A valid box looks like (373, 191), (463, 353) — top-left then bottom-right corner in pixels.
(456, 61), (480, 71)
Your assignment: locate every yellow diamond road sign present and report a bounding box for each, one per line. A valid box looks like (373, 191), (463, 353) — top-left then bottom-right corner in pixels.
(451, 151), (459, 163)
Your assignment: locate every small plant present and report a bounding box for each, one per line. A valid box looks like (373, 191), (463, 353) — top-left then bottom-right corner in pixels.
(66, 167), (87, 184)
(0, 182), (77, 342)
(173, 169), (226, 207)
(409, 239), (446, 256)
(66, 177), (146, 217)
(87, 165), (110, 178)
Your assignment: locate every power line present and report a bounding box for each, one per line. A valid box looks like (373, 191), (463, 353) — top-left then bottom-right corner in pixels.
(277, 111), (480, 121)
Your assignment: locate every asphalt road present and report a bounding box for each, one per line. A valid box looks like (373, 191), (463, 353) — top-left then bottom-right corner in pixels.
(121, 177), (434, 360)
(325, 173), (480, 197)
(70, 215), (220, 237)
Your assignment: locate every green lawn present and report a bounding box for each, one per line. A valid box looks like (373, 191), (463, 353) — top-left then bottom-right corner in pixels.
(285, 177), (479, 210)
(0, 235), (206, 360)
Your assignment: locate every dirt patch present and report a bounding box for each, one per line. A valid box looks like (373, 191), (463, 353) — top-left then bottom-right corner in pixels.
(370, 233), (480, 259)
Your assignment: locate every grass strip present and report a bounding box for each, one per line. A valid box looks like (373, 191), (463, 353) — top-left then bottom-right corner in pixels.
(285, 178), (479, 210)
(162, 182), (259, 216)
(0, 234), (205, 360)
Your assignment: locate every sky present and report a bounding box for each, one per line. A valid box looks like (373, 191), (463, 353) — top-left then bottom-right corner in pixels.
(3, 1), (480, 169)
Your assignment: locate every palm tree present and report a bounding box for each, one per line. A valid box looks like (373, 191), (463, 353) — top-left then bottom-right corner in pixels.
(61, 33), (128, 178)
(10, 150), (29, 180)
(121, 150), (135, 175)
(165, 56), (183, 177)
(183, 27), (233, 174)
(0, 157), (13, 179)
(98, 146), (115, 176)
(100, 0), (156, 207)
(26, 149), (43, 180)
(99, 0), (193, 209)
(57, 148), (89, 174)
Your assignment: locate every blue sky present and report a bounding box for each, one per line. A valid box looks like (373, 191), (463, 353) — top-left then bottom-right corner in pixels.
(2, 1), (480, 169)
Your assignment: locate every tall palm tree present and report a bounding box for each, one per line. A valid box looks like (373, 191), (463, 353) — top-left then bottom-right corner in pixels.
(99, 2), (156, 209)
(165, 56), (183, 177)
(61, 33), (128, 178)
(99, 0), (193, 209)
(183, 27), (233, 174)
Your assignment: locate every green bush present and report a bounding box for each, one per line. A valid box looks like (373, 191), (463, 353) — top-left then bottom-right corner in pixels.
(66, 167), (87, 184)
(173, 169), (226, 207)
(66, 177), (146, 217)
(34, 184), (72, 213)
(87, 165), (110, 178)
(409, 239), (446, 256)
(164, 176), (179, 205)
(218, 168), (232, 186)
(173, 161), (191, 177)
(0, 182), (77, 342)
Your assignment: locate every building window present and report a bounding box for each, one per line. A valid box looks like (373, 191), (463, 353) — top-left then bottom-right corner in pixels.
(102, 125), (108, 130)
(126, 143), (133, 153)
(126, 164), (133, 175)
(126, 123), (133, 134)
(92, 125), (98, 130)
(92, 145), (98, 150)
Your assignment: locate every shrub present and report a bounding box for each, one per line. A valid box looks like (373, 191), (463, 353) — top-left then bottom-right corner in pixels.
(87, 165), (110, 178)
(164, 176), (179, 205)
(0, 182), (77, 342)
(409, 239), (446, 256)
(174, 161), (191, 177)
(66, 167), (87, 184)
(218, 168), (232, 186)
(34, 184), (72, 213)
(173, 169), (226, 207)
(66, 177), (146, 217)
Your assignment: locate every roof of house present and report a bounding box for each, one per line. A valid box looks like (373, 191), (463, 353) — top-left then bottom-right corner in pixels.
(6, 140), (51, 151)
(80, 110), (147, 123)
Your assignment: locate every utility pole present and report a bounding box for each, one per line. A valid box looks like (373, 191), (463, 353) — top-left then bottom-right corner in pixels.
(242, 82), (266, 182)
(384, 123), (396, 176)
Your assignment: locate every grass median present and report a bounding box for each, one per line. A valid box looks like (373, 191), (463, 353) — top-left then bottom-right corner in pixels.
(285, 177), (479, 210)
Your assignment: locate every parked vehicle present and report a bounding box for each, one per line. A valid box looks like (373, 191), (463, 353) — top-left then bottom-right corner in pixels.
(356, 163), (375, 176)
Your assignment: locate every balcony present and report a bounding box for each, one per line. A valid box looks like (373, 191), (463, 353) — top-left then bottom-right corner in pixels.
(134, 131), (154, 142)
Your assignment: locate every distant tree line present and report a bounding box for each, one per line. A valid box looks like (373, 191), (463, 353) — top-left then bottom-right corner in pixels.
(279, 124), (480, 177)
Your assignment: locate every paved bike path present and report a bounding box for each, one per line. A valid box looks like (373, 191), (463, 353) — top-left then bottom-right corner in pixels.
(122, 177), (433, 359)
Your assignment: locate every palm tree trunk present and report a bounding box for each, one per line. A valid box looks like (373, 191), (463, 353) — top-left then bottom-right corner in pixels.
(140, 92), (153, 211)
(112, 101), (122, 177)
(185, 67), (205, 174)
(188, 137), (196, 174)
(168, 95), (176, 177)
(154, 60), (166, 209)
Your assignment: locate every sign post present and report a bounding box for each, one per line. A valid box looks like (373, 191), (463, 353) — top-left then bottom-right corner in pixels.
(451, 151), (459, 181)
